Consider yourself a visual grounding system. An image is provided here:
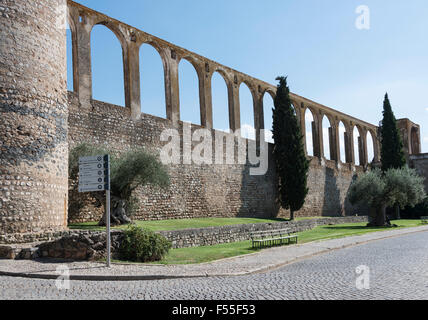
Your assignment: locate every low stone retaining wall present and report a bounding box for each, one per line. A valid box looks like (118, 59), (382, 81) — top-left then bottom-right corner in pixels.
(160, 216), (368, 249)
(0, 216), (368, 260)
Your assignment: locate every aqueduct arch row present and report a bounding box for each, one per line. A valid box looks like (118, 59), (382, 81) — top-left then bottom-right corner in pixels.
(67, 0), (380, 167)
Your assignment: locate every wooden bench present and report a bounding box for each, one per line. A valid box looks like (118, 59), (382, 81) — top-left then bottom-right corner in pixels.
(421, 217), (428, 225)
(250, 229), (298, 249)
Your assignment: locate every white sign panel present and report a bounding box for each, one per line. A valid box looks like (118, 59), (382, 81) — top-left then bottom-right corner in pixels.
(79, 155), (105, 164)
(78, 155), (110, 193)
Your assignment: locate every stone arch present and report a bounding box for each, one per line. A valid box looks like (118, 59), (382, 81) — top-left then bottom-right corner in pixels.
(178, 57), (201, 125)
(211, 66), (233, 88)
(353, 125), (363, 166)
(90, 23), (126, 106)
(366, 129), (375, 164)
(178, 55), (204, 80)
(338, 120), (347, 163)
(239, 81), (256, 139)
(139, 42), (167, 118)
(262, 91), (275, 143)
(91, 20), (128, 51)
(139, 40), (169, 72)
(66, 11), (78, 93)
(262, 87), (276, 101)
(304, 107), (316, 157)
(322, 114), (334, 160)
(411, 126), (420, 155)
(66, 23), (75, 92)
(211, 71), (230, 132)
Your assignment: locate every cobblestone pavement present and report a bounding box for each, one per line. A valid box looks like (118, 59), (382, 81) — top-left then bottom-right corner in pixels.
(1, 231), (427, 300)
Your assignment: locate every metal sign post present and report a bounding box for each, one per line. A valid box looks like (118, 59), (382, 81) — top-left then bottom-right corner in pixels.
(78, 155), (111, 268)
(105, 155), (111, 268)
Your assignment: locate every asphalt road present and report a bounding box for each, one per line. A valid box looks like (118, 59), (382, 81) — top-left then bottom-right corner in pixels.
(1, 231), (427, 300)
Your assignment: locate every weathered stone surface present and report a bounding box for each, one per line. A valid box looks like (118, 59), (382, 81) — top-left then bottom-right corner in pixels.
(36, 230), (124, 261)
(0, 0), (68, 235)
(410, 153), (428, 192)
(0, 0), (424, 242)
(67, 96), (370, 223)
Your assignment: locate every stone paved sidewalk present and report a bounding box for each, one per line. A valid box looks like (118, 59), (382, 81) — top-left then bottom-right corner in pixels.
(1, 225), (427, 281)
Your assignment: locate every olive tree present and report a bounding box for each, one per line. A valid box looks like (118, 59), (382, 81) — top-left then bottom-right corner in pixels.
(69, 143), (170, 226)
(348, 167), (426, 227)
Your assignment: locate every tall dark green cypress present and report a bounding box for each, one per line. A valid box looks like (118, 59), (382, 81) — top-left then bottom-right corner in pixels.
(380, 93), (406, 172)
(272, 77), (309, 220)
(380, 93), (406, 220)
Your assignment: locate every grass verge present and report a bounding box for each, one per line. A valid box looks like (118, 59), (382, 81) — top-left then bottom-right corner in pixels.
(149, 219), (424, 265)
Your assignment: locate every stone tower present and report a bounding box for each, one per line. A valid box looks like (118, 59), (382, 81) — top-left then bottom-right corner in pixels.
(0, 0), (68, 237)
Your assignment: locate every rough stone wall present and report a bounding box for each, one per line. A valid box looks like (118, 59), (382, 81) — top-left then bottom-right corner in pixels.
(160, 216), (369, 249)
(0, 0), (68, 235)
(411, 154), (428, 193)
(67, 94), (367, 223)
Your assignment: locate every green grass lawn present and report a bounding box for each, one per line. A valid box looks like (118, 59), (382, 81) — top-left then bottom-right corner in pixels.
(147, 219), (424, 265)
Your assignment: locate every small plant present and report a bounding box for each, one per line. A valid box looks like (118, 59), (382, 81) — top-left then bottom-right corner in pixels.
(119, 225), (172, 262)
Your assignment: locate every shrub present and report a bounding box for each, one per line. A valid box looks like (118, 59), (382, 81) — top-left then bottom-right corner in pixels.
(119, 225), (172, 262)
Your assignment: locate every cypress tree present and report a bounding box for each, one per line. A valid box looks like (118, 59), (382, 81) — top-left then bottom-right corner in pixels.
(380, 93), (406, 172)
(380, 93), (406, 220)
(272, 77), (309, 220)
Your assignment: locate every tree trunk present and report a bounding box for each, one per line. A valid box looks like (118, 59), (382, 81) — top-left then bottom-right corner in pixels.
(368, 207), (377, 226)
(290, 210), (295, 221)
(98, 196), (132, 226)
(370, 204), (392, 227)
(376, 204), (387, 226)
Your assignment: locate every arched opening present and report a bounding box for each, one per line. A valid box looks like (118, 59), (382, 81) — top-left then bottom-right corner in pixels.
(338, 121), (346, 163)
(139, 43), (166, 118)
(367, 130), (375, 164)
(353, 126), (361, 166)
(66, 23), (74, 92)
(322, 115), (332, 160)
(178, 58), (200, 125)
(304, 108), (315, 157)
(91, 25), (125, 106)
(263, 92), (275, 143)
(211, 72), (230, 132)
(411, 127), (420, 155)
(239, 83), (255, 140)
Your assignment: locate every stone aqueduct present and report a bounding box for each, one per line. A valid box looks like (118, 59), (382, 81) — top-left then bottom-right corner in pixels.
(67, 0), (380, 166)
(0, 0), (424, 241)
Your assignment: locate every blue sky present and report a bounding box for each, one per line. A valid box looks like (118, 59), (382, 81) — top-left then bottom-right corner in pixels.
(67, 0), (428, 154)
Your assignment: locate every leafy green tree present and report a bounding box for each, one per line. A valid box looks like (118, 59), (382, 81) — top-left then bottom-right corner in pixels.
(348, 167), (426, 226)
(69, 143), (170, 226)
(272, 76), (309, 220)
